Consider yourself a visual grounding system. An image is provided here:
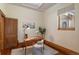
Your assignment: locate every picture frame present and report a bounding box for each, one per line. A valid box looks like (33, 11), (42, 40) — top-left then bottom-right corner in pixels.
(58, 4), (75, 30)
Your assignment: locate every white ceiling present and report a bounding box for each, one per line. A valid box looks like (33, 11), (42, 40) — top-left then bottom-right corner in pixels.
(10, 3), (56, 12)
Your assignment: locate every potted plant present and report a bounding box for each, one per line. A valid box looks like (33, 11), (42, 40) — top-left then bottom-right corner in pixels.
(39, 27), (46, 38)
(38, 27), (46, 54)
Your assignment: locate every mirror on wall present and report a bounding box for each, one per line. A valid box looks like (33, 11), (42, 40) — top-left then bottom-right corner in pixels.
(58, 4), (75, 30)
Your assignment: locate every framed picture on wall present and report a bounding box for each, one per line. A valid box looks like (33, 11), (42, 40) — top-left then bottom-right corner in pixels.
(58, 4), (75, 30)
(23, 22), (35, 29)
(27, 22), (35, 29)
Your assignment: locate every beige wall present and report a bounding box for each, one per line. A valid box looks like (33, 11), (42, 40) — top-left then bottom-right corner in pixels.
(43, 3), (79, 52)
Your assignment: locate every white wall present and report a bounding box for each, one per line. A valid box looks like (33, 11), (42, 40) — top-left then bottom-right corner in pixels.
(3, 4), (43, 42)
(43, 3), (79, 52)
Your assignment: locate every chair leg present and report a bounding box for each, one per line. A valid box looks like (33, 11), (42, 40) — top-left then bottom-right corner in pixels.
(42, 45), (44, 55)
(31, 47), (33, 55)
(24, 47), (26, 55)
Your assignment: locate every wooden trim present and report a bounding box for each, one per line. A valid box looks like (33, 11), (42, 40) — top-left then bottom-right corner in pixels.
(5, 17), (18, 20)
(58, 28), (75, 31)
(44, 40), (79, 55)
(0, 14), (5, 49)
(0, 9), (5, 17)
(1, 49), (11, 55)
(58, 16), (60, 30)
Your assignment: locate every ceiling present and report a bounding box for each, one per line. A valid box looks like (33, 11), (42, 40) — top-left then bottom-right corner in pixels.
(10, 3), (56, 12)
